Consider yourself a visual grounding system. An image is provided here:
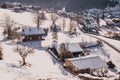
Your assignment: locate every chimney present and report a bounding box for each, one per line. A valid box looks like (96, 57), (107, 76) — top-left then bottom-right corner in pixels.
(29, 28), (31, 31)
(37, 27), (39, 30)
(22, 29), (24, 32)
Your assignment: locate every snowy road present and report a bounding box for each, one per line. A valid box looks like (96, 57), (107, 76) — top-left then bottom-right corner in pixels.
(88, 34), (120, 53)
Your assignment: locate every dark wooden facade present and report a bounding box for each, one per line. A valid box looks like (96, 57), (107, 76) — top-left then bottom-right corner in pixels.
(22, 34), (43, 42)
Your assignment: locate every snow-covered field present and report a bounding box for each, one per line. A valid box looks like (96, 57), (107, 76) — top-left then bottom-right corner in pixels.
(0, 43), (79, 80)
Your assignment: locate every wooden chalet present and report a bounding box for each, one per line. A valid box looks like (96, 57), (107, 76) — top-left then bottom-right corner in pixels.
(65, 55), (108, 74)
(20, 27), (46, 42)
(55, 43), (84, 57)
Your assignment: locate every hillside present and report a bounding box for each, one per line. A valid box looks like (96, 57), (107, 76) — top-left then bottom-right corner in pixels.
(0, 0), (111, 12)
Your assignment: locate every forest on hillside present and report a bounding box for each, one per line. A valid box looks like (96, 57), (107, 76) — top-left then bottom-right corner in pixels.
(0, 0), (119, 12)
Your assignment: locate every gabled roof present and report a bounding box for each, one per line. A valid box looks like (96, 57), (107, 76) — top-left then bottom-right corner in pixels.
(66, 43), (83, 53)
(55, 43), (83, 53)
(66, 55), (108, 70)
(85, 24), (95, 28)
(20, 27), (45, 35)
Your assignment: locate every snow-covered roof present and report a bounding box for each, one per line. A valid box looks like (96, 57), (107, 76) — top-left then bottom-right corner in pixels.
(20, 27), (46, 35)
(66, 55), (108, 70)
(55, 43), (83, 53)
(85, 24), (95, 28)
(66, 43), (83, 53)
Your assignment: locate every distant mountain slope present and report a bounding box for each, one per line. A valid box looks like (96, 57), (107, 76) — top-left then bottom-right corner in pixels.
(0, 0), (118, 12)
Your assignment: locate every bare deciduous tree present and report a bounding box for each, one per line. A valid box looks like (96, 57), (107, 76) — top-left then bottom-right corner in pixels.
(52, 31), (58, 46)
(51, 12), (59, 25)
(11, 31), (21, 42)
(34, 10), (45, 27)
(52, 31), (58, 41)
(0, 44), (3, 60)
(14, 45), (34, 66)
(76, 15), (80, 26)
(2, 14), (15, 39)
(62, 17), (66, 31)
(69, 19), (75, 34)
